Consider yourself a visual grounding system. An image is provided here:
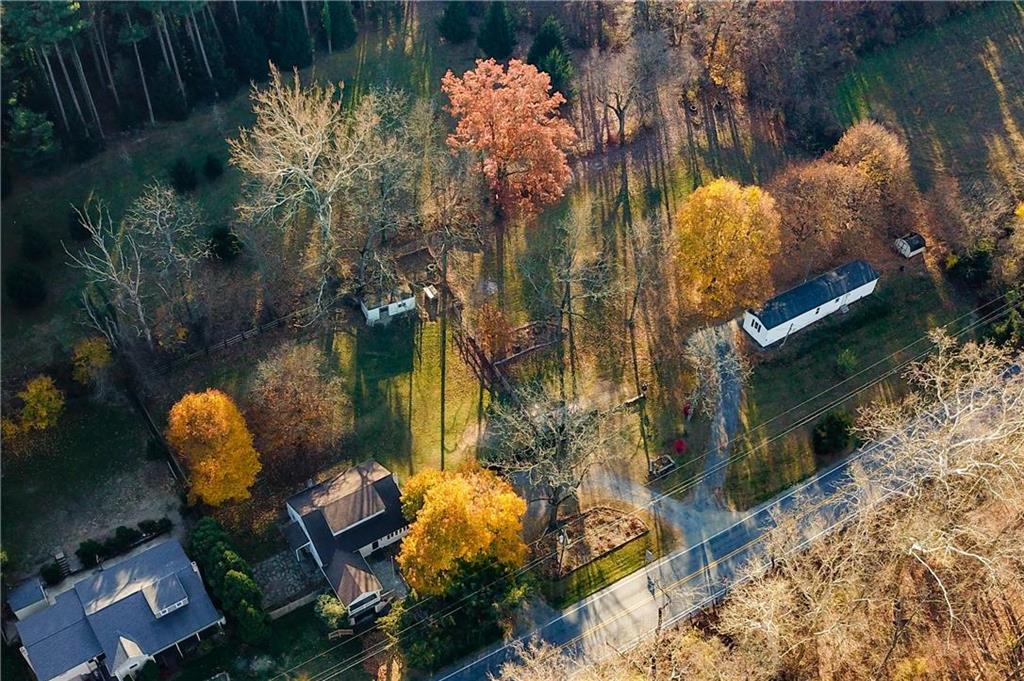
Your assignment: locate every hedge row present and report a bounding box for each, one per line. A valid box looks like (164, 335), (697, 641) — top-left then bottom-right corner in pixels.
(189, 517), (269, 645)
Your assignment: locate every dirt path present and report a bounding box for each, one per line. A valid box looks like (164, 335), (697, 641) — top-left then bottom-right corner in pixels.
(691, 320), (744, 511)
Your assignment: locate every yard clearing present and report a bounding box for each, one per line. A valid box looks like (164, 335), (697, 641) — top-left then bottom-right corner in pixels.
(832, 2), (1024, 191)
(724, 272), (977, 509)
(0, 400), (180, 575)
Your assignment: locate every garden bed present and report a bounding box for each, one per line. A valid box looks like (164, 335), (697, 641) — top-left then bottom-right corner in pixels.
(531, 506), (648, 580)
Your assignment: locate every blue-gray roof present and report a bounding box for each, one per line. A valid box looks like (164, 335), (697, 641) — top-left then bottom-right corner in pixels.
(17, 590), (102, 680)
(7, 577), (46, 612)
(143, 573), (188, 613)
(15, 539), (222, 679)
(751, 260), (879, 330)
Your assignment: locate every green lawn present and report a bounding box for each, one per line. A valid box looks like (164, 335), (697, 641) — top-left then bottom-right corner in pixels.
(831, 2), (1024, 191)
(540, 531), (655, 609)
(0, 400), (174, 573)
(173, 604), (370, 681)
(724, 273), (975, 509)
(331, 318), (488, 477)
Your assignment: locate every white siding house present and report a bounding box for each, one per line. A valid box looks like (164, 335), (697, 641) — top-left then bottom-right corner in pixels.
(283, 462), (410, 619)
(743, 260), (880, 348)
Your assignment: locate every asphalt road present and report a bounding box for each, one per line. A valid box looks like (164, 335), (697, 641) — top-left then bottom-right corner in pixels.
(433, 438), (885, 681)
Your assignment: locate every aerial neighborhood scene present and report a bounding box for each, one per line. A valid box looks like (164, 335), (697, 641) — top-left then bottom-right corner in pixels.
(2, 1), (1023, 680)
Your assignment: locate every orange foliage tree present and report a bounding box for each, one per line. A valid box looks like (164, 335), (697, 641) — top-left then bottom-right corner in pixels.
(442, 58), (576, 217)
(398, 467), (526, 595)
(166, 389), (262, 506)
(674, 178), (781, 318)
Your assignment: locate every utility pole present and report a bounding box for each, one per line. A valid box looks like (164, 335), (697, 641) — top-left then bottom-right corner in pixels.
(439, 246), (449, 471)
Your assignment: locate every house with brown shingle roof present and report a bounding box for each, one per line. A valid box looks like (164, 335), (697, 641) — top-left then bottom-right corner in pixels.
(283, 461), (408, 619)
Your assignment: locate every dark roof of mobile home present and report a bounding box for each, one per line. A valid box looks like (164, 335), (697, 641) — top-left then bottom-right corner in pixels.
(751, 260), (879, 330)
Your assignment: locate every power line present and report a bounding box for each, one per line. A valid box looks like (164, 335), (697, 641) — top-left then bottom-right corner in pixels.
(272, 294), (1018, 681)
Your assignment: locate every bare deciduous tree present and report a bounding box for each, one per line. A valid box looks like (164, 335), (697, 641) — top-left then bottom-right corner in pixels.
(484, 384), (622, 531)
(683, 324), (750, 418)
(495, 333), (1024, 680)
(123, 182), (210, 329)
(65, 197), (152, 350)
(229, 65), (392, 310)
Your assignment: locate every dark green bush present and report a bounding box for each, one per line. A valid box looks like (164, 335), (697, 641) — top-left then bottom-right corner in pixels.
(813, 411), (854, 457)
(76, 539), (105, 568)
(135, 661), (159, 681)
(40, 561), (63, 586)
(21, 228), (53, 262)
(203, 154), (224, 181)
(114, 525), (143, 549)
(4, 264), (48, 309)
(188, 518), (267, 644)
(209, 225), (243, 261)
(169, 158), (198, 193)
(946, 247), (992, 288)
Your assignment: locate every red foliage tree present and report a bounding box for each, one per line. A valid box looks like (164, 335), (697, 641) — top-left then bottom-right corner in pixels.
(441, 59), (576, 217)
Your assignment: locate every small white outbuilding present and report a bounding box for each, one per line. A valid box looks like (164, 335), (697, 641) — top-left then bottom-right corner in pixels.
(894, 233), (926, 258)
(742, 260), (880, 348)
(360, 287), (416, 326)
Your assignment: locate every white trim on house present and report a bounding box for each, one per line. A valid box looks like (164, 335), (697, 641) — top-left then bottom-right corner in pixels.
(743, 277), (878, 347)
(355, 525), (409, 558)
(360, 293), (416, 326)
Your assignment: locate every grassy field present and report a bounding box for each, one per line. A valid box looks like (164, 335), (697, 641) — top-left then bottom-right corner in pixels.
(832, 2), (1024, 191)
(174, 603), (370, 681)
(724, 272), (976, 509)
(0, 400), (177, 573)
(541, 531), (655, 608)
(331, 318), (487, 476)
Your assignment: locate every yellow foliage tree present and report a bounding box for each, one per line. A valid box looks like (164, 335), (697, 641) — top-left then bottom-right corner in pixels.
(398, 467), (526, 595)
(15, 376), (65, 432)
(72, 337), (113, 385)
(674, 178), (781, 317)
(166, 389), (262, 507)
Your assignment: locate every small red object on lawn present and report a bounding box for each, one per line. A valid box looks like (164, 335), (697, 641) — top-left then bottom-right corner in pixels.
(674, 438), (686, 454)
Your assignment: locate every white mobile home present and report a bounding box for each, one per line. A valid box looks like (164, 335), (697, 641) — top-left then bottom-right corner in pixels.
(742, 260), (880, 348)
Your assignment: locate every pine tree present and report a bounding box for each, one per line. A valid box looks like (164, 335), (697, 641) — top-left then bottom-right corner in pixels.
(538, 46), (575, 100)
(272, 4), (312, 69)
(226, 18), (269, 82)
(437, 2), (473, 44)
(324, 1), (358, 51)
(526, 15), (567, 66)
(477, 2), (516, 60)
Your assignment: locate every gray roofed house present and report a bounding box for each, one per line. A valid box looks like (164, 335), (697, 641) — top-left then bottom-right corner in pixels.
(742, 260), (881, 348)
(15, 539), (223, 681)
(7, 578), (48, 621)
(284, 461), (409, 620)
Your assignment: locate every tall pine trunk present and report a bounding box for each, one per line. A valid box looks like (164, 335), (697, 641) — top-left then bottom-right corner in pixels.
(127, 15), (156, 125)
(39, 48), (70, 131)
(159, 12), (188, 105)
(72, 43), (105, 139)
(54, 42), (89, 133)
(94, 21), (121, 110)
(190, 9), (215, 85)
